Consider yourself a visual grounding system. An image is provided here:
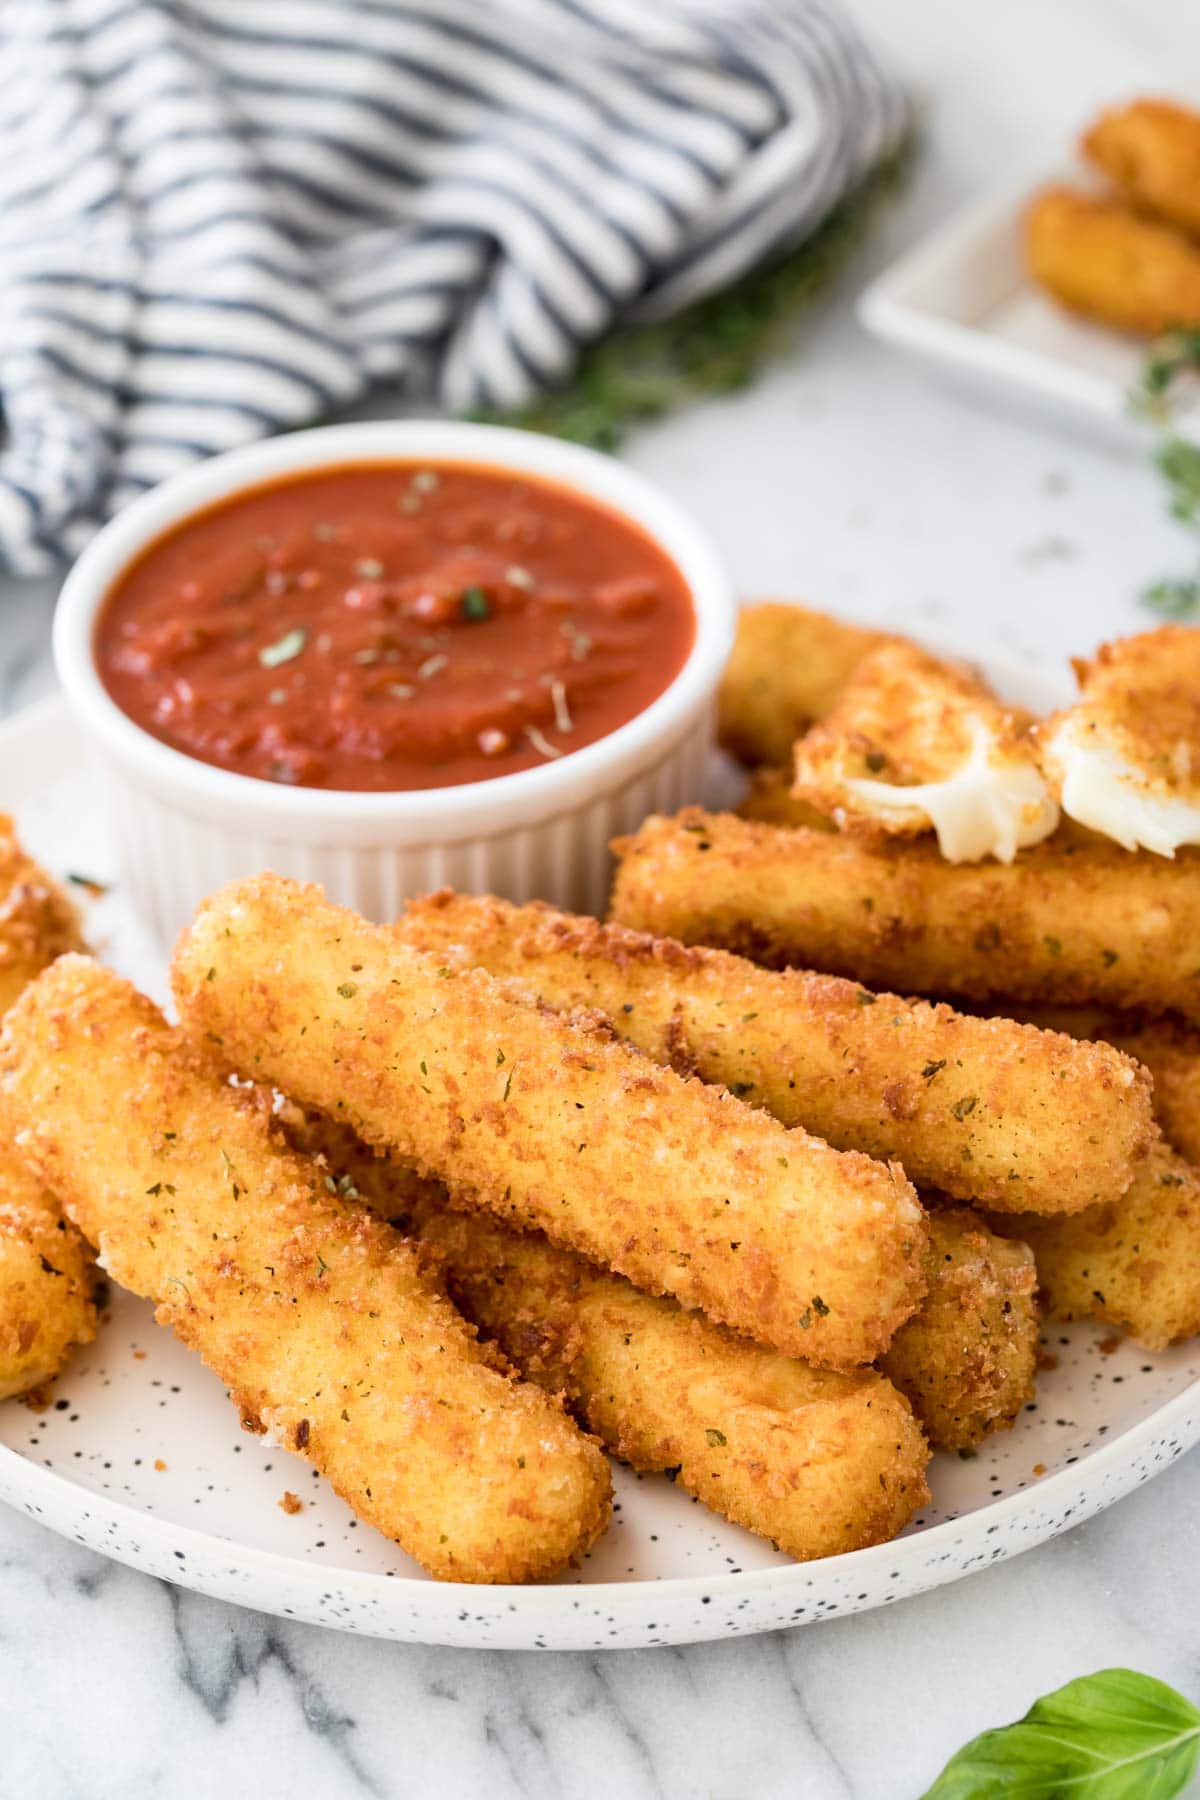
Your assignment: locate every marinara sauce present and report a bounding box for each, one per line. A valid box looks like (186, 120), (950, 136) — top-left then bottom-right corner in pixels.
(95, 462), (696, 792)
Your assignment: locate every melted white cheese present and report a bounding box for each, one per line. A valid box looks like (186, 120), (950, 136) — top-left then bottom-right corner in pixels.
(845, 716), (1059, 863)
(1048, 716), (1200, 857)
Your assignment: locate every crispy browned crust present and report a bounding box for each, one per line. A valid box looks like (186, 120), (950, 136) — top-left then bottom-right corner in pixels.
(1083, 98), (1200, 236)
(173, 876), (929, 1368)
(1025, 186), (1200, 337)
(717, 603), (890, 768)
(1044, 626), (1200, 806)
(395, 891), (1153, 1215)
(279, 1112), (930, 1562)
(988, 1137), (1200, 1352)
(791, 640), (1042, 842)
(0, 955), (611, 1583)
(882, 1209), (1038, 1450)
(0, 814), (83, 1016)
(1015, 1006), (1200, 1166)
(738, 767), (836, 830)
(610, 808), (1200, 1026)
(0, 1143), (95, 1399)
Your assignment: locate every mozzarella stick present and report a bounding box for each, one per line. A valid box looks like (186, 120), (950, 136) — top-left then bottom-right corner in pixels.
(173, 876), (928, 1368)
(1026, 187), (1200, 338)
(718, 603), (891, 767)
(0, 814), (83, 1015)
(0, 956), (611, 1583)
(739, 767), (835, 829)
(394, 892), (1153, 1215)
(1017, 1006), (1200, 1166)
(881, 1209), (1038, 1451)
(0, 1147), (95, 1400)
(988, 1138), (1200, 1352)
(278, 1109), (931, 1560)
(610, 810), (1200, 1026)
(1083, 99), (1200, 238)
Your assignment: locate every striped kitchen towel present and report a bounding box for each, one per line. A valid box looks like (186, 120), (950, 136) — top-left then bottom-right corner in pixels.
(0, 0), (905, 573)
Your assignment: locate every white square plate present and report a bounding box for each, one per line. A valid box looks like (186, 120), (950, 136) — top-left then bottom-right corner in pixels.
(859, 183), (1200, 450)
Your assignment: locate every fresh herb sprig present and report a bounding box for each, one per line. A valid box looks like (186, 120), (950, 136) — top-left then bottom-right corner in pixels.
(922, 1667), (1200, 1798)
(476, 135), (914, 452)
(1136, 329), (1200, 619)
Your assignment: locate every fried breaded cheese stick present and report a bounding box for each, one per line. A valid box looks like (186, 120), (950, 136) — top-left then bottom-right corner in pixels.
(1084, 98), (1200, 238)
(1026, 187), (1200, 337)
(988, 1137), (1200, 1352)
(394, 892), (1152, 1215)
(1016, 1006), (1200, 1166)
(610, 810), (1200, 1026)
(172, 876), (928, 1368)
(881, 1209), (1038, 1451)
(717, 603), (891, 767)
(1042, 626), (1200, 858)
(0, 1148), (95, 1400)
(0, 956), (611, 1582)
(739, 767), (835, 829)
(0, 814), (83, 1015)
(792, 641), (1058, 863)
(279, 1109), (931, 1560)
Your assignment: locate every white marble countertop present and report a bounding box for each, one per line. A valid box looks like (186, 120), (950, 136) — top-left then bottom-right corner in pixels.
(4, 3), (1200, 1795)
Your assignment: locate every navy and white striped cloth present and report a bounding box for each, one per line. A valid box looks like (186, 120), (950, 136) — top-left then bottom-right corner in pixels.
(0, 0), (904, 573)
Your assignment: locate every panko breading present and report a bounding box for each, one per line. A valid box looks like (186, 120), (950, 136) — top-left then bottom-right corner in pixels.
(610, 809), (1200, 1025)
(882, 1209), (1038, 1451)
(1041, 627), (1200, 857)
(988, 1137), (1200, 1352)
(717, 603), (890, 767)
(278, 1110), (931, 1563)
(0, 956), (611, 1584)
(1026, 187), (1200, 337)
(0, 814), (83, 1015)
(791, 641), (1058, 862)
(394, 891), (1153, 1215)
(1014, 1005), (1200, 1166)
(1084, 98), (1200, 238)
(0, 1146), (95, 1400)
(172, 876), (929, 1369)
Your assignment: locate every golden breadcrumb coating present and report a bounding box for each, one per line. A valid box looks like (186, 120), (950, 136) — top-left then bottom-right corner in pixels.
(717, 603), (890, 767)
(988, 1137), (1200, 1352)
(279, 1109), (931, 1563)
(738, 767), (835, 829)
(792, 641), (1057, 862)
(0, 955), (611, 1583)
(0, 814), (83, 1016)
(0, 1145), (95, 1399)
(395, 891), (1152, 1216)
(172, 876), (928, 1369)
(1015, 1006), (1200, 1166)
(882, 1209), (1038, 1451)
(1083, 98), (1200, 237)
(1042, 627), (1200, 856)
(610, 809), (1200, 1026)
(1026, 186), (1200, 337)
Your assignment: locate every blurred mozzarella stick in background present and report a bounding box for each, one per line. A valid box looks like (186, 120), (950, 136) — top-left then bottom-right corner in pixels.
(1025, 187), (1200, 337)
(1041, 627), (1200, 857)
(279, 1110), (931, 1561)
(738, 766), (834, 829)
(717, 603), (891, 767)
(1083, 98), (1200, 237)
(173, 877), (928, 1368)
(987, 1138), (1200, 1353)
(395, 891), (1153, 1215)
(791, 641), (1058, 863)
(881, 1209), (1038, 1451)
(610, 810), (1200, 1026)
(0, 822), (96, 1397)
(0, 956), (611, 1583)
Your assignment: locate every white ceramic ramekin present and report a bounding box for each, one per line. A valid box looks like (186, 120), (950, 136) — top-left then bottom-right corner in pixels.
(54, 422), (734, 942)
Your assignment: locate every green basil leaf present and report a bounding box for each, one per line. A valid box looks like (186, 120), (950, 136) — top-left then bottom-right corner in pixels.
(921, 1668), (1200, 1799)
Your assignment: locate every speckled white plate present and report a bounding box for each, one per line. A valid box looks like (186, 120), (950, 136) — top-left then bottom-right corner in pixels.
(3, 675), (1200, 1650)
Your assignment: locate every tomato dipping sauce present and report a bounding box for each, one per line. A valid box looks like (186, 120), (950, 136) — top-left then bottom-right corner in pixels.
(95, 462), (696, 792)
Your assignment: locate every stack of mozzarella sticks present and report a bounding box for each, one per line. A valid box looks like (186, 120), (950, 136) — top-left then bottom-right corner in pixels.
(0, 605), (1195, 1584)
